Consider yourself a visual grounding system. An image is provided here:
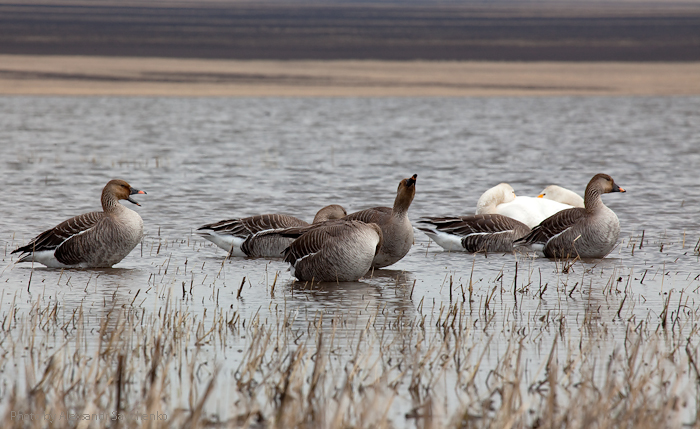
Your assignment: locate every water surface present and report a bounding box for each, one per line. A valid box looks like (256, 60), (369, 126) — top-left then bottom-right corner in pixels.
(1, 96), (699, 423)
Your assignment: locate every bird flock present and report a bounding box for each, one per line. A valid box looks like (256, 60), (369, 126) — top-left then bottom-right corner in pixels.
(11, 173), (625, 282)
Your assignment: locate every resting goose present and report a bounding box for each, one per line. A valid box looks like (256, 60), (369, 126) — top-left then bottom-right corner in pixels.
(279, 220), (383, 282)
(538, 185), (585, 208)
(12, 179), (146, 268)
(514, 173), (626, 259)
(197, 204), (346, 258)
(476, 183), (576, 228)
(418, 214), (530, 253)
(344, 174), (416, 268)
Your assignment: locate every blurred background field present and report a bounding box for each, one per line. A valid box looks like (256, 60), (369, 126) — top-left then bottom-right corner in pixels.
(1, 0), (699, 96)
(2, 0), (700, 61)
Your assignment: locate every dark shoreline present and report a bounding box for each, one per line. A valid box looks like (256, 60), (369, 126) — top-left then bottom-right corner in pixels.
(1, 1), (700, 61)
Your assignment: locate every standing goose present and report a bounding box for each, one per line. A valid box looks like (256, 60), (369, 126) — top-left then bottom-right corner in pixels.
(537, 185), (585, 208)
(344, 174), (417, 268)
(12, 179), (146, 268)
(514, 173), (626, 259)
(476, 183), (577, 228)
(418, 214), (530, 253)
(279, 220), (383, 282)
(197, 204), (347, 258)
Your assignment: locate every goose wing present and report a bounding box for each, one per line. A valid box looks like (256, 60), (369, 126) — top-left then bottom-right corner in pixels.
(515, 208), (586, 246)
(198, 213), (308, 238)
(419, 214), (529, 253)
(13, 211), (104, 255)
(419, 214), (527, 236)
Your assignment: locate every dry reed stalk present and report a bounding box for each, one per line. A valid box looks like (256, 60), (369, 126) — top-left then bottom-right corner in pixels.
(2, 251), (699, 429)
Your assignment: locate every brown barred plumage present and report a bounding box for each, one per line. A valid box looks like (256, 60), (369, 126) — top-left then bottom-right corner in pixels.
(418, 214), (530, 253)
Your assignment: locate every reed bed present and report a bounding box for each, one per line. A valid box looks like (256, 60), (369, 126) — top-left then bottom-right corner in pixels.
(1, 249), (699, 428)
(0, 229), (697, 428)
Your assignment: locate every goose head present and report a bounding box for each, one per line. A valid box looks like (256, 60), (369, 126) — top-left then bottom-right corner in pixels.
(313, 204), (347, 223)
(587, 174), (626, 195)
(103, 179), (147, 208)
(583, 174), (625, 210)
(394, 174), (417, 213)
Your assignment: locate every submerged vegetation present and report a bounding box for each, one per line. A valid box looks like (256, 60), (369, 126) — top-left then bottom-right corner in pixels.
(1, 229), (699, 428)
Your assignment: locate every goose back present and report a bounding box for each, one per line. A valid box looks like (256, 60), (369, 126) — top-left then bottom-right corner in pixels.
(283, 220), (383, 282)
(197, 204), (346, 257)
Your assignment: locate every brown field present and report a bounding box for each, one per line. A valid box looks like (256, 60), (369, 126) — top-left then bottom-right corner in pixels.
(1, 54), (700, 96)
(2, 1), (700, 96)
(2, 1), (700, 62)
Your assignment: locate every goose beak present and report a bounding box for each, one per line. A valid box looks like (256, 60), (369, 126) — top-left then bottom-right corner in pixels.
(127, 188), (147, 206)
(406, 174), (418, 186)
(537, 194), (545, 198)
(612, 184), (626, 193)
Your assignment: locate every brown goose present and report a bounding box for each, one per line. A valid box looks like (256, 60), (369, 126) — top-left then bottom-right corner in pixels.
(12, 179), (146, 268)
(344, 174), (416, 268)
(279, 220), (383, 282)
(197, 204), (347, 258)
(514, 174), (626, 259)
(418, 214), (530, 253)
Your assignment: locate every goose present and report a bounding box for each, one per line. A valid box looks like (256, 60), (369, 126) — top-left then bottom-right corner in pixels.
(476, 183), (576, 228)
(418, 214), (530, 253)
(537, 185), (585, 208)
(12, 179), (146, 268)
(514, 173), (626, 259)
(279, 220), (383, 282)
(197, 204), (346, 258)
(344, 174), (416, 268)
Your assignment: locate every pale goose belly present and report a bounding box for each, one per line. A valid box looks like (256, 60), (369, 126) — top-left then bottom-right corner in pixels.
(24, 250), (73, 268)
(196, 232), (292, 258)
(423, 230), (465, 252)
(196, 231), (245, 255)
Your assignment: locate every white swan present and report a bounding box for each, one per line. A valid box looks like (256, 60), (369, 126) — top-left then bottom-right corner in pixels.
(475, 183), (575, 229)
(538, 185), (585, 208)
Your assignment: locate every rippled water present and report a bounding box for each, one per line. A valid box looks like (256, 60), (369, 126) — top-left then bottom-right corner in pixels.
(1, 96), (699, 422)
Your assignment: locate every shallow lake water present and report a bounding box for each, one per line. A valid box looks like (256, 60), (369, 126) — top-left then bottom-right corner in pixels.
(1, 96), (699, 425)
